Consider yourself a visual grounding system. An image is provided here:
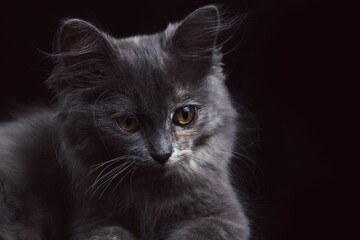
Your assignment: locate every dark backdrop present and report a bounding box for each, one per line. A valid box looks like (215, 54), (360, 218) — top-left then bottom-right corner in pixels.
(1, 0), (353, 239)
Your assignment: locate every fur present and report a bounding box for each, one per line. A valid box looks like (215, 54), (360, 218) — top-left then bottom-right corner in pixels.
(0, 5), (250, 240)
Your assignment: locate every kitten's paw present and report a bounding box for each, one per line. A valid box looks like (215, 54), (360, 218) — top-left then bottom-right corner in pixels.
(84, 226), (136, 240)
(167, 217), (249, 240)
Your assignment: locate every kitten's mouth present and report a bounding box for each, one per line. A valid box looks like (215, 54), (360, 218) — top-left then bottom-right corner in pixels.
(132, 160), (185, 181)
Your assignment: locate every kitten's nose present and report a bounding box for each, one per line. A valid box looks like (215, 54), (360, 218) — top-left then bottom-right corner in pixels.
(151, 152), (172, 166)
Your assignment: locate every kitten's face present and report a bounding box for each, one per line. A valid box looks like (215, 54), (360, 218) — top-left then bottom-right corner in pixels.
(49, 6), (237, 181)
(84, 37), (227, 176)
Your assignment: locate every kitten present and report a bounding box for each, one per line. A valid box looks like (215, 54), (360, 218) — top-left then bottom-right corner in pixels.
(0, 5), (250, 240)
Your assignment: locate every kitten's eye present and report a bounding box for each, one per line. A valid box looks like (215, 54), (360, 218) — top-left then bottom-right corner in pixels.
(116, 115), (139, 132)
(173, 106), (196, 126)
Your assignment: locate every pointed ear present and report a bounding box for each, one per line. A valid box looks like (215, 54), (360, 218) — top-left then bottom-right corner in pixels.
(47, 19), (115, 91)
(57, 18), (114, 65)
(172, 5), (220, 61)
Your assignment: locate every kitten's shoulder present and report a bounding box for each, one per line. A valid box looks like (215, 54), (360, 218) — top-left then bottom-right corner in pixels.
(0, 106), (56, 176)
(0, 107), (55, 141)
(1, 108), (54, 152)
(0, 107), (68, 239)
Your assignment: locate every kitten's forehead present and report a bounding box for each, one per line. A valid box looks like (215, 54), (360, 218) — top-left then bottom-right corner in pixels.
(114, 34), (167, 69)
(110, 35), (173, 114)
(108, 34), (210, 116)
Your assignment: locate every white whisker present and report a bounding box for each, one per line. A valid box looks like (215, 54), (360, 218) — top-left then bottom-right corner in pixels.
(86, 160), (125, 196)
(112, 162), (135, 193)
(98, 162), (134, 199)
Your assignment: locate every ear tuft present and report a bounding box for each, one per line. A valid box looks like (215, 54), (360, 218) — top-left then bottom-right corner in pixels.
(166, 5), (244, 78)
(47, 19), (115, 91)
(172, 5), (220, 60)
(57, 18), (104, 54)
(56, 18), (113, 66)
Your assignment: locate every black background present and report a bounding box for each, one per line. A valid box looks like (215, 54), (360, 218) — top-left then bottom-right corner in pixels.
(1, 0), (354, 239)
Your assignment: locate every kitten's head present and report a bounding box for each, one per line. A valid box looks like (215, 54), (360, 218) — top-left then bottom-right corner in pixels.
(47, 5), (239, 184)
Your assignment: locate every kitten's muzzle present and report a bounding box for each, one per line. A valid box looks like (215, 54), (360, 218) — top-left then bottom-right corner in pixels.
(147, 128), (173, 166)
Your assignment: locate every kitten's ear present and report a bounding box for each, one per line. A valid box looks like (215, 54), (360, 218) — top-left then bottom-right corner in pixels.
(172, 5), (220, 60)
(47, 19), (115, 91)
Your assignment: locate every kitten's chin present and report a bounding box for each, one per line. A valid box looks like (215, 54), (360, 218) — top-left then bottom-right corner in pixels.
(134, 163), (181, 181)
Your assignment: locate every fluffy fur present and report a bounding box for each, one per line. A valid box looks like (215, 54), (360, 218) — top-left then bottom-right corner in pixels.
(0, 5), (250, 240)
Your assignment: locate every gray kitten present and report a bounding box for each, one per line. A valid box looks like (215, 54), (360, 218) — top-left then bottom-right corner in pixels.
(0, 5), (250, 240)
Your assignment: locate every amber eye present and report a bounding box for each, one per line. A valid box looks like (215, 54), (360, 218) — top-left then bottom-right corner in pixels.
(116, 115), (139, 132)
(173, 106), (196, 126)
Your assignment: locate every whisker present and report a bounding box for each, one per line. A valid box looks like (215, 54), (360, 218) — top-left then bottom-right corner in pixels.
(98, 162), (134, 199)
(129, 166), (138, 200)
(92, 162), (130, 192)
(86, 155), (130, 173)
(82, 155), (132, 187)
(112, 162), (135, 193)
(86, 160), (122, 195)
(216, 149), (264, 177)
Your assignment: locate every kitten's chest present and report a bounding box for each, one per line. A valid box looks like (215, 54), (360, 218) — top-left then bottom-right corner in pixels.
(129, 188), (212, 240)
(104, 178), (219, 239)
(136, 197), (195, 239)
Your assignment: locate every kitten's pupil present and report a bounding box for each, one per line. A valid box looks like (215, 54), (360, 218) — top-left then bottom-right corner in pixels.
(182, 107), (189, 120)
(125, 116), (134, 126)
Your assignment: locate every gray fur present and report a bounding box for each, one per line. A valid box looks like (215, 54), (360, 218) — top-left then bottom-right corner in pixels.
(0, 5), (250, 240)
